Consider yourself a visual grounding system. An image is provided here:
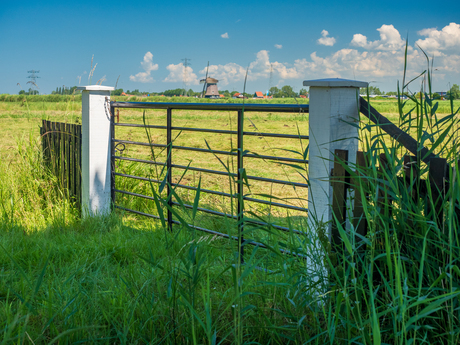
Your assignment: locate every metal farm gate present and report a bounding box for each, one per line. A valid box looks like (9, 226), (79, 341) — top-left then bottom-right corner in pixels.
(109, 102), (309, 258)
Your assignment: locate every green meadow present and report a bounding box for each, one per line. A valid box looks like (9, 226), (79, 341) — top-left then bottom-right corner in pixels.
(1, 94), (460, 344)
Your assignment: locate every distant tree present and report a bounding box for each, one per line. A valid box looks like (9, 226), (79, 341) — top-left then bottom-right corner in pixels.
(112, 88), (124, 96)
(449, 84), (460, 99)
(18, 90), (26, 95)
(360, 86), (382, 95)
(299, 88), (308, 96)
(281, 85), (297, 98)
(269, 86), (280, 97)
(220, 90), (231, 97)
(164, 88), (186, 97)
(386, 91), (398, 96)
(432, 92), (441, 99)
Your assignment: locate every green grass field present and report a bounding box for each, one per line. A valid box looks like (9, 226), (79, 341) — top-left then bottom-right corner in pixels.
(1, 95), (460, 344)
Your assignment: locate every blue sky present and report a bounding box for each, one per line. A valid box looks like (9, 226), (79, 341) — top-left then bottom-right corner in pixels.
(1, 0), (459, 95)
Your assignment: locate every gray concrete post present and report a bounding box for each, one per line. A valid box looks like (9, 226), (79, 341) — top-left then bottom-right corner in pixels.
(77, 85), (114, 217)
(304, 78), (368, 236)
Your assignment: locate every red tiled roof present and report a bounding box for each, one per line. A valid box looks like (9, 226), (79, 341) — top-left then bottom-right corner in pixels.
(254, 91), (264, 97)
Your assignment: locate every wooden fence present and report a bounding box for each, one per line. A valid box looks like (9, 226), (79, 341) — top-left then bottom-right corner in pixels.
(40, 120), (82, 205)
(331, 148), (452, 249)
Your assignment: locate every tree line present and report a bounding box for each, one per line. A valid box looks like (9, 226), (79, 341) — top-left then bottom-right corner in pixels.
(359, 85), (460, 99)
(15, 84), (460, 99)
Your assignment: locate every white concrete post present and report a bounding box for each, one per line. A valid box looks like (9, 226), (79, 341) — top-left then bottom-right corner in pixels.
(304, 78), (368, 235)
(77, 85), (115, 217)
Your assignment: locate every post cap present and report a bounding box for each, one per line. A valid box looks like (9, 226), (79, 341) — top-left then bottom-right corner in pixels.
(303, 78), (368, 88)
(77, 85), (115, 91)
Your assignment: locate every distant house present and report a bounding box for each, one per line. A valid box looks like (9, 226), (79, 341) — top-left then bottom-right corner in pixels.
(253, 91), (264, 98)
(299, 95), (307, 99)
(219, 94), (225, 98)
(434, 91), (447, 99)
(233, 93), (244, 99)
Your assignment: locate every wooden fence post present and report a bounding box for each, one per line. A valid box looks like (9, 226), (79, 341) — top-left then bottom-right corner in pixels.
(77, 85), (114, 217)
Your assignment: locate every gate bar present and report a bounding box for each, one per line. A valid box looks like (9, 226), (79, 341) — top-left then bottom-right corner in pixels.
(237, 109), (244, 260)
(110, 105), (116, 206)
(113, 161), (309, 188)
(114, 123), (309, 140)
(167, 107), (173, 232)
(112, 139), (309, 163)
(111, 101), (309, 113)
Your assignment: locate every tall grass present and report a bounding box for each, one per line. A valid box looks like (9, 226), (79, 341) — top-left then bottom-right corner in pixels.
(1, 54), (460, 343)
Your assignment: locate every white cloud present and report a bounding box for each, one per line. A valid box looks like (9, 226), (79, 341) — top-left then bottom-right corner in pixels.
(188, 24), (459, 91)
(198, 50), (302, 85)
(416, 22), (460, 54)
(274, 44), (282, 49)
(129, 52), (159, 83)
(199, 63), (247, 85)
(221, 32), (229, 39)
(351, 24), (405, 51)
(163, 63), (199, 85)
(317, 30), (336, 46)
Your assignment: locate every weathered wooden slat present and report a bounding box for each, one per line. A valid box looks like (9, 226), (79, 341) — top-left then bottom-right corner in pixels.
(60, 122), (65, 188)
(71, 124), (76, 200)
(429, 157), (447, 228)
(52, 121), (58, 175)
(76, 125), (82, 206)
(404, 155), (420, 202)
(331, 149), (349, 251)
(378, 153), (393, 218)
(65, 123), (71, 195)
(352, 151), (368, 240)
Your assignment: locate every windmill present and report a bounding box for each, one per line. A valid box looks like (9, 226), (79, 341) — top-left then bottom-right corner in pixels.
(200, 77), (220, 98)
(200, 62), (220, 99)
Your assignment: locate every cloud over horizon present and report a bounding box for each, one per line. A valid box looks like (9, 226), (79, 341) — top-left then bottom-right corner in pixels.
(351, 24), (405, 51)
(416, 22), (460, 56)
(163, 63), (199, 85)
(130, 23), (459, 91)
(129, 52), (159, 83)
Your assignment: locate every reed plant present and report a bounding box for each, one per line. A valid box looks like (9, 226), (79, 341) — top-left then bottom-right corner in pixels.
(1, 50), (460, 343)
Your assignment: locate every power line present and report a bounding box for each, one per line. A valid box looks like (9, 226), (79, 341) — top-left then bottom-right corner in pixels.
(27, 70), (40, 94)
(181, 58), (191, 96)
(268, 63), (273, 96)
